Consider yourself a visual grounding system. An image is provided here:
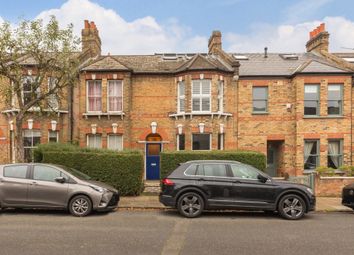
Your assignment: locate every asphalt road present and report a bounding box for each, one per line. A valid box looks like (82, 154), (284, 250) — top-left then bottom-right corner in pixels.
(0, 209), (353, 255)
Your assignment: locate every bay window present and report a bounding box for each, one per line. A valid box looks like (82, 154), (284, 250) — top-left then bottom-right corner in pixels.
(192, 80), (211, 113)
(87, 134), (102, 148)
(177, 81), (185, 113)
(304, 140), (319, 170)
(192, 134), (211, 150)
(87, 80), (102, 112)
(108, 80), (123, 112)
(328, 140), (343, 169)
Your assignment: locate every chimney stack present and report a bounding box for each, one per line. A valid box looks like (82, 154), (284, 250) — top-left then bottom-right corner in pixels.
(208, 30), (222, 54)
(306, 23), (329, 53)
(82, 20), (102, 57)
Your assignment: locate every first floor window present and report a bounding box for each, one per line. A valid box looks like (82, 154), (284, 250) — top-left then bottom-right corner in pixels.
(304, 85), (319, 116)
(328, 140), (343, 169)
(107, 134), (123, 151)
(87, 80), (102, 112)
(304, 140), (319, 170)
(328, 85), (343, 115)
(218, 133), (224, 150)
(48, 77), (59, 109)
(177, 81), (185, 113)
(108, 80), (123, 112)
(252, 87), (268, 113)
(192, 134), (211, 150)
(217, 81), (224, 112)
(48, 131), (59, 143)
(192, 80), (211, 112)
(177, 134), (185, 151)
(23, 130), (41, 162)
(87, 134), (102, 148)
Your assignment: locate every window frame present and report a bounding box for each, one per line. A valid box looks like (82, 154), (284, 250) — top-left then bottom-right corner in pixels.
(304, 84), (320, 116)
(252, 86), (268, 113)
(107, 80), (123, 113)
(327, 139), (343, 169)
(86, 80), (102, 113)
(304, 139), (320, 170)
(217, 80), (224, 113)
(23, 130), (41, 163)
(327, 84), (343, 116)
(218, 133), (224, 150)
(176, 134), (185, 151)
(86, 134), (102, 149)
(48, 130), (59, 143)
(48, 77), (59, 110)
(177, 81), (185, 113)
(107, 134), (123, 151)
(191, 133), (212, 151)
(191, 80), (211, 113)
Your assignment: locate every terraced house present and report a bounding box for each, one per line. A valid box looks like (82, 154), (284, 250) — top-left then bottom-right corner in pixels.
(1, 21), (354, 193)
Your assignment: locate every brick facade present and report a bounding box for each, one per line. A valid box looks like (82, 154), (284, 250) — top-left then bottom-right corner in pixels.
(1, 21), (354, 193)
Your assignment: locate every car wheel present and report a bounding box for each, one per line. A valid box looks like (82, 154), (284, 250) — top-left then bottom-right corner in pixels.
(177, 192), (204, 218)
(69, 195), (92, 217)
(278, 194), (306, 220)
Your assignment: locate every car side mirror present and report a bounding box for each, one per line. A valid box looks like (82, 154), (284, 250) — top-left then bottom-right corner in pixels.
(257, 174), (268, 183)
(55, 176), (66, 184)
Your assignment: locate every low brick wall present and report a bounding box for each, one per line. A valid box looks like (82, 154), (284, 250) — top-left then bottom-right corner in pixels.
(315, 176), (354, 197)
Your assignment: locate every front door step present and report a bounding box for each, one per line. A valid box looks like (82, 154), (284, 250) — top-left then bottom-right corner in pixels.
(143, 180), (161, 194)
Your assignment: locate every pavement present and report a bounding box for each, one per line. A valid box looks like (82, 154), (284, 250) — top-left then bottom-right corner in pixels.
(119, 195), (353, 212)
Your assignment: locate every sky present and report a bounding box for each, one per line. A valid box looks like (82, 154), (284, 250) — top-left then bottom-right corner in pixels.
(1, 0), (354, 54)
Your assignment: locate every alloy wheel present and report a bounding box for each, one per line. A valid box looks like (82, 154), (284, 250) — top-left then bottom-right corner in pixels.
(279, 195), (306, 220)
(72, 198), (89, 215)
(178, 193), (204, 218)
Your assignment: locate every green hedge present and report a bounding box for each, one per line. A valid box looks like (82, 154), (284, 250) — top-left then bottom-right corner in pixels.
(34, 143), (144, 196)
(160, 150), (266, 179)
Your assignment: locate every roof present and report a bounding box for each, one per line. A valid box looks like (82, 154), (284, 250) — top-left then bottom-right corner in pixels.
(80, 53), (234, 74)
(81, 55), (130, 71)
(233, 52), (351, 77)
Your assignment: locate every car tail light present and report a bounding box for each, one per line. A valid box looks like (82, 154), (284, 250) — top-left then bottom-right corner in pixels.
(162, 178), (175, 186)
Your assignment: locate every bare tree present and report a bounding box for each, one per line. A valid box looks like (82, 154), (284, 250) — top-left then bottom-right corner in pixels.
(0, 16), (80, 162)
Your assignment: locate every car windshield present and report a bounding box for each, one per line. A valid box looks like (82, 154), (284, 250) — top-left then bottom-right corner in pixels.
(59, 166), (92, 180)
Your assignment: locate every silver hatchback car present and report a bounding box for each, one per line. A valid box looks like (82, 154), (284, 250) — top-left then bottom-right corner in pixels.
(0, 163), (119, 216)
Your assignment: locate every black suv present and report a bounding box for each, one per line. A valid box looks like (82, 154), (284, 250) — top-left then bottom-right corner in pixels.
(159, 160), (316, 220)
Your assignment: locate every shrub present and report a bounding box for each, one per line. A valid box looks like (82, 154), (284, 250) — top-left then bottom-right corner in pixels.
(339, 165), (354, 177)
(160, 150), (266, 179)
(34, 143), (144, 196)
(315, 166), (335, 177)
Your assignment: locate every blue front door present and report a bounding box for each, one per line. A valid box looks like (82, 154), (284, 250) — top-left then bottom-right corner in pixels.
(146, 143), (161, 180)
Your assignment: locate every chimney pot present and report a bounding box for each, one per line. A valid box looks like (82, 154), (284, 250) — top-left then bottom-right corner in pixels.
(84, 20), (89, 29)
(306, 23), (329, 53)
(264, 47), (268, 58)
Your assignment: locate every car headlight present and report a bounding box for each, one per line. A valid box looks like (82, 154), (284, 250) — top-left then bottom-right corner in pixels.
(90, 185), (107, 193)
(306, 187), (314, 195)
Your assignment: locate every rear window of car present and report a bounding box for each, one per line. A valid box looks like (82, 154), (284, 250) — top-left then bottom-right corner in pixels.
(185, 164), (198, 175)
(3, 165), (28, 179)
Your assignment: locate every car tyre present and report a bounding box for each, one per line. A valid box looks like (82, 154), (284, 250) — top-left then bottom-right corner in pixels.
(278, 194), (306, 220)
(177, 192), (204, 218)
(69, 195), (92, 217)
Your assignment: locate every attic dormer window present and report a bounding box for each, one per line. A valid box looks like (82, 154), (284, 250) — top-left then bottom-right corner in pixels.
(162, 53), (178, 60)
(233, 55), (249, 60)
(279, 54), (298, 60)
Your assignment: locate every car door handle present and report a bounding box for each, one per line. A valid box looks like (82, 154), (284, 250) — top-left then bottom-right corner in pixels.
(197, 178), (205, 181)
(233, 180), (241, 183)
(30, 181), (38, 186)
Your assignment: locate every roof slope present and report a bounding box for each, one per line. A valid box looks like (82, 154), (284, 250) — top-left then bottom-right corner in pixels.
(81, 55), (129, 71)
